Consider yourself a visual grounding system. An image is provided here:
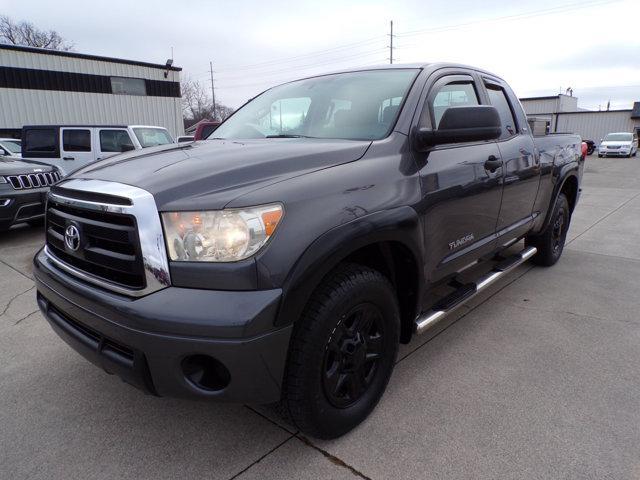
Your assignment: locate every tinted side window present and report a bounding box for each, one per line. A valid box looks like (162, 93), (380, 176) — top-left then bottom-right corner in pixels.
(430, 82), (479, 128)
(201, 125), (218, 139)
(486, 86), (517, 139)
(63, 130), (91, 152)
(24, 129), (56, 153)
(100, 130), (133, 152)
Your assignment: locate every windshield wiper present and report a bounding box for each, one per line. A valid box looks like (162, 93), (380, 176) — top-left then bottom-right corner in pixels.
(264, 134), (315, 139)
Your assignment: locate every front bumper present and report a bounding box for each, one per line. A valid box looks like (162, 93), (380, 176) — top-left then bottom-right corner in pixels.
(599, 150), (630, 157)
(34, 248), (292, 404)
(0, 187), (48, 229)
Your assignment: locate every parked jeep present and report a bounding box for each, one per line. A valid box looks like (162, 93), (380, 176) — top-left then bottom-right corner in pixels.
(34, 63), (582, 438)
(0, 156), (60, 231)
(21, 125), (174, 176)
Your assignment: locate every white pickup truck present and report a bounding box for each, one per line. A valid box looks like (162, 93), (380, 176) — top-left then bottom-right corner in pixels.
(21, 125), (175, 175)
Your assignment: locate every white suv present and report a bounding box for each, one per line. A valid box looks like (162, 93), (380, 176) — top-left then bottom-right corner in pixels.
(598, 132), (638, 158)
(21, 125), (175, 175)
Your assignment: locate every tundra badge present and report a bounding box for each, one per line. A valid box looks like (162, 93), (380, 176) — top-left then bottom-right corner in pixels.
(449, 234), (474, 250)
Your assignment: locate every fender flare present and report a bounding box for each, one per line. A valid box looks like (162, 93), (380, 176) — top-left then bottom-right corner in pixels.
(539, 165), (580, 233)
(274, 205), (425, 327)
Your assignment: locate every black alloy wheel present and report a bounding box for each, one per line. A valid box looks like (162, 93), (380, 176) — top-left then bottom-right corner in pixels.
(322, 303), (385, 408)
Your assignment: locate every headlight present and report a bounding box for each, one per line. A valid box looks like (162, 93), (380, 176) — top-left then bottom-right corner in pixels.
(161, 203), (283, 262)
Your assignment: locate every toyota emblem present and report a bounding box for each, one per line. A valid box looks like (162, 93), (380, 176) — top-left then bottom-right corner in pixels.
(64, 225), (81, 251)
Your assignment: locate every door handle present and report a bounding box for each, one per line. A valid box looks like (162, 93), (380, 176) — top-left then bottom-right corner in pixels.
(62, 156), (75, 160)
(484, 156), (502, 172)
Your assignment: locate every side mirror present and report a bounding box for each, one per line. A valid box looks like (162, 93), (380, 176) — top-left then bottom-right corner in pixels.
(415, 105), (502, 149)
(120, 143), (135, 152)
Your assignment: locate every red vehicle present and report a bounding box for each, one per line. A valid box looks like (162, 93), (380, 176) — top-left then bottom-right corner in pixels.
(193, 121), (221, 140)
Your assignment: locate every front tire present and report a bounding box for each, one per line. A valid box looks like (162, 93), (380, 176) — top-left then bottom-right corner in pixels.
(281, 264), (400, 439)
(526, 193), (571, 266)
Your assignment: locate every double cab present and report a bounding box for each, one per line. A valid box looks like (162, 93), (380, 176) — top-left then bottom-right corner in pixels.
(34, 63), (583, 438)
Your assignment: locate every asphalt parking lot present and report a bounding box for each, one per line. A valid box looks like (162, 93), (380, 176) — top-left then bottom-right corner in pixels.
(2, 156), (640, 479)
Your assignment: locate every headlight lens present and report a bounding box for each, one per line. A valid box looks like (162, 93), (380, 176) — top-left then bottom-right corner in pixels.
(161, 204), (283, 262)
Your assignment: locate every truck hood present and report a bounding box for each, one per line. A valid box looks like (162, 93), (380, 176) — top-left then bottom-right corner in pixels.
(0, 157), (56, 175)
(69, 138), (372, 210)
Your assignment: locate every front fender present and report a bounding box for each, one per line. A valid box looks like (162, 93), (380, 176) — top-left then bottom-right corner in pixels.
(275, 205), (424, 327)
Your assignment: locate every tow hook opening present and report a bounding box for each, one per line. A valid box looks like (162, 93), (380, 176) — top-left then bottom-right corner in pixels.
(181, 354), (231, 391)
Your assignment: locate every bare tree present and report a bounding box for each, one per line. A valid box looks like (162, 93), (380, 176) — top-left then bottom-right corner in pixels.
(182, 77), (234, 123)
(0, 15), (73, 51)
(216, 104), (234, 121)
(181, 78), (213, 122)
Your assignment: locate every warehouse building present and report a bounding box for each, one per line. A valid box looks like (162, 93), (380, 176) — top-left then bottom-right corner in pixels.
(520, 93), (640, 143)
(0, 44), (183, 139)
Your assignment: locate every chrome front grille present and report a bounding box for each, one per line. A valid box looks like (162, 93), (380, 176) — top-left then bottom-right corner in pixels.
(46, 199), (145, 289)
(6, 172), (61, 190)
(43, 179), (171, 297)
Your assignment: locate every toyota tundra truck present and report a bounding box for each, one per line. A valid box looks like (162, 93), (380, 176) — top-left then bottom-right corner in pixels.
(33, 63), (583, 439)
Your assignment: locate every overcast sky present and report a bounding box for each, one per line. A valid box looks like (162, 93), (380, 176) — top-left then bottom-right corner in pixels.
(3, 0), (639, 110)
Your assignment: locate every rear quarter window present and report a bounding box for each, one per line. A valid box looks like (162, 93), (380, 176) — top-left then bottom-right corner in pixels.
(24, 129), (58, 157)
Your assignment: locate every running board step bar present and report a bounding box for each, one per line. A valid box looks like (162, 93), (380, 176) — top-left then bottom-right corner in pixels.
(414, 246), (537, 335)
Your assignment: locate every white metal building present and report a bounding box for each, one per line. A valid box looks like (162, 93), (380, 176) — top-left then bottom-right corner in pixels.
(520, 94), (640, 143)
(0, 44), (183, 139)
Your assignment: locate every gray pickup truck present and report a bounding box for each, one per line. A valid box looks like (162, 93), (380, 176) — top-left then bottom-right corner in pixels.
(34, 63), (583, 438)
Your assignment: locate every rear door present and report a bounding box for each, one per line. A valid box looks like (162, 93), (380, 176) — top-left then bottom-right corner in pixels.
(60, 128), (96, 173)
(481, 78), (540, 241)
(97, 128), (135, 160)
(415, 72), (504, 283)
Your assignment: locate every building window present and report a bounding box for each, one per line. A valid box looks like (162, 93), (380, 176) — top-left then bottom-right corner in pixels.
(111, 76), (147, 96)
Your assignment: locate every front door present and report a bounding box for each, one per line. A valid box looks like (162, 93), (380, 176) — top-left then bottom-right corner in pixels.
(59, 128), (96, 174)
(415, 73), (504, 284)
(97, 128), (135, 160)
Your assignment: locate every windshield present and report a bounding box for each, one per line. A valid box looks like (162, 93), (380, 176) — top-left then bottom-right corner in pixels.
(133, 128), (174, 148)
(2, 140), (21, 154)
(604, 133), (633, 142)
(213, 69), (419, 141)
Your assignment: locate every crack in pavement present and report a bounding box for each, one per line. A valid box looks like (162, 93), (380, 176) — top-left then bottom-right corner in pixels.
(296, 435), (373, 479)
(0, 286), (35, 318)
(14, 310), (40, 326)
(241, 406), (372, 479)
(0, 256), (34, 281)
(228, 435), (295, 479)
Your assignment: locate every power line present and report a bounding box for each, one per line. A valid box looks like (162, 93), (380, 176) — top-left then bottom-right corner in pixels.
(395, 0), (622, 38)
(213, 36), (386, 73)
(214, 60), (387, 91)
(212, 48), (387, 82)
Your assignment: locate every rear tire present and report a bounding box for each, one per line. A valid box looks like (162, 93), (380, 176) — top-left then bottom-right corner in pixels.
(281, 263), (400, 439)
(525, 193), (570, 267)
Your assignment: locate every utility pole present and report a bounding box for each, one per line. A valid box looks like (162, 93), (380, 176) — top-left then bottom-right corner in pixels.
(210, 61), (217, 121)
(389, 20), (394, 64)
